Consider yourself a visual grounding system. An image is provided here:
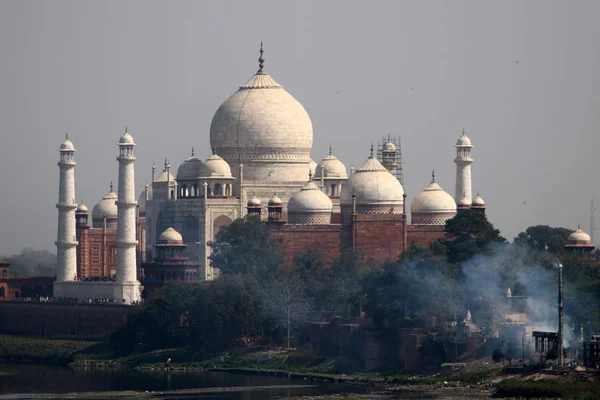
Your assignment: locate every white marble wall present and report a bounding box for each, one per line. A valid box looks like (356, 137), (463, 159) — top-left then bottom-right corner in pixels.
(116, 142), (138, 283)
(56, 150), (78, 282)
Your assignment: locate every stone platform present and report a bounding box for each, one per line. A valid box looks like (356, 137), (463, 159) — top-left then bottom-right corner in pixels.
(53, 281), (142, 305)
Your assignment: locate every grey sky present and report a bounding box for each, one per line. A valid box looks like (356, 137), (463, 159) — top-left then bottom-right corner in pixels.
(1, 0), (599, 255)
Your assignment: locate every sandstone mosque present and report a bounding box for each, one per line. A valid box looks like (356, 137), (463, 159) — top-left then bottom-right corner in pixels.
(54, 46), (488, 303)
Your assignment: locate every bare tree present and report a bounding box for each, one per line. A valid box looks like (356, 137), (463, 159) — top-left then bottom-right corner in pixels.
(268, 271), (310, 348)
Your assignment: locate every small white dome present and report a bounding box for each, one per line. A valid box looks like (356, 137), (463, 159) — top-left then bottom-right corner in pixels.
(155, 169), (175, 182)
(60, 138), (74, 150)
(158, 227), (183, 244)
(201, 154), (232, 178)
(177, 156), (204, 180)
(119, 132), (135, 144)
(247, 195), (262, 207)
(92, 190), (118, 221)
(315, 154), (347, 179)
(383, 141), (396, 152)
(77, 202), (88, 212)
(567, 229), (592, 244)
(268, 195), (283, 207)
(340, 156), (404, 208)
(472, 194), (486, 206)
(411, 182), (457, 213)
(456, 134), (472, 147)
(288, 182), (333, 213)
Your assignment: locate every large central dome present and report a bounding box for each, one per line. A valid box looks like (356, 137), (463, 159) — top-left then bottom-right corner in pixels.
(209, 49), (313, 185)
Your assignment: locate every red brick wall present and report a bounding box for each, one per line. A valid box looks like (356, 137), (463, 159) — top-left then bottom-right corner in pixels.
(76, 228), (117, 278)
(269, 224), (342, 265)
(353, 215), (407, 262)
(407, 225), (447, 248)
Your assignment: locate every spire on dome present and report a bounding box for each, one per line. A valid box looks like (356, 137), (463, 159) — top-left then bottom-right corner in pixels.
(462, 127), (465, 136)
(431, 169), (435, 183)
(164, 158), (168, 171)
(258, 41), (265, 74)
(329, 145), (332, 156)
(110, 181), (113, 192)
(308, 169), (312, 180)
(370, 143), (374, 157)
(125, 126), (128, 133)
(191, 147), (195, 157)
(65, 133), (68, 140)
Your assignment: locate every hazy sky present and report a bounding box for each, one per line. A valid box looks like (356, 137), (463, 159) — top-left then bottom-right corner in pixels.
(1, 0), (599, 255)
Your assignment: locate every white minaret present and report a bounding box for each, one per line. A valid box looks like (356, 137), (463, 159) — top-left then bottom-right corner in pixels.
(115, 128), (138, 283)
(454, 129), (473, 205)
(56, 135), (78, 282)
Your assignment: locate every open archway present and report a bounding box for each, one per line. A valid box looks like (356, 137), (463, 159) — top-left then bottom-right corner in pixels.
(213, 215), (233, 239)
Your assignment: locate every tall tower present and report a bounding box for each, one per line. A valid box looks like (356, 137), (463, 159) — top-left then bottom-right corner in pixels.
(454, 129), (473, 204)
(115, 129), (138, 283)
(55, 135), (78, 282)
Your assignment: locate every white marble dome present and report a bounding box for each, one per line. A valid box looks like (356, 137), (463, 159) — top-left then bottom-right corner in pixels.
(209, 57), (313, 183)
(456, 134), (472, 147)
(177, 156), (204, 181)
(472, 194), (486, 206)
(92, 190), (118, 226)
(119, 131), (135, 144)
(412, 182), (456, 213)
(268, 194), (283, 207)
(247, 195), (262, 207)
(77, 202), (88, 212)
(383, 141), (396, 152)
(288, 182), (333, 224)
(200, 154), (232, 178)
(158, 227), (183, 244)
(155, 169), (175, 182)
(411, 181), (457, 225)
(340, 155), (404, 210)
(60, 138), (74, 150)
(315, 154), (347, 178)
(567, 229), (592, 244)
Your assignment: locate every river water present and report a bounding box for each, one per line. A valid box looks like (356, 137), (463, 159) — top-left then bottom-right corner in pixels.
(0, 363), (368, 399)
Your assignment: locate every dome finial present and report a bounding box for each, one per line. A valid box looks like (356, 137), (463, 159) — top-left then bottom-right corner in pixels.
(431, 169), (435, 183)
(191, 147), (194, 157)
(258, 41), (265, 73)
(125, 126), (128, 133)
(370, 143), (374, 157)
(308, 169), (312, 180)
(462, 127), (465, 136)
(578, 223), (581, 229)
(110, 181), (113, 192)
(477, 190), (480, 196)
(164, 157), (168, 170)
(329, 145), (332, 156)
(65, 133), (69, 140)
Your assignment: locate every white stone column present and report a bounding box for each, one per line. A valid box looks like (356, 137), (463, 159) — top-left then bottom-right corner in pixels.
(115, 131), (138, 283)
(454, 134), (473, 203)
(56, 136), (78, 282)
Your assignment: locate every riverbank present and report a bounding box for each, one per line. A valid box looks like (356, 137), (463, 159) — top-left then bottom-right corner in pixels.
(0, 335), (98, 364)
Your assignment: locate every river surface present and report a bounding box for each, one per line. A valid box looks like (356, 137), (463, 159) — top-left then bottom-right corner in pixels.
(0, 362), (369, 399)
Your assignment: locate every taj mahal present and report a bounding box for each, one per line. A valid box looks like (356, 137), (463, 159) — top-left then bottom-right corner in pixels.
(54, 46), (486, 304)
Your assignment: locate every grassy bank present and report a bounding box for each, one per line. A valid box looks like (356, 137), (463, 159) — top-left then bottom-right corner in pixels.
(494, 378), (600, 399)
(0, 335), (99, 364)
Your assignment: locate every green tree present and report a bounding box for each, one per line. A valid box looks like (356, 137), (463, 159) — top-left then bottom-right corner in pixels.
(514, 225), (572, 254)
(208, 216), (283, 280)
(442, 210), (506, 264)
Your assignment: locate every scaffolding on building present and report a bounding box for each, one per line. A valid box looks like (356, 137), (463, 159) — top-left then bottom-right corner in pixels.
(377, 135), (403, 185)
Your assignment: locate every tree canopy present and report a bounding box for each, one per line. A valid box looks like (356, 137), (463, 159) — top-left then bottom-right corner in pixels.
(208, 216), (283, 279)
(442, 210), (506, 264)
(513, 225), (573, 254)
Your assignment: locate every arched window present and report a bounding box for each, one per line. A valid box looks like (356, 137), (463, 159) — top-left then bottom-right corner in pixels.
(213, 215), (233, 239)
(331, 184), (337, 196)
(225, 184), (231, 196)
(214, 183), (222, 196)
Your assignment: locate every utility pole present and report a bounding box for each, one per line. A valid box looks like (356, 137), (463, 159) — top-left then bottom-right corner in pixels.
(558, 261), (564, 370)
